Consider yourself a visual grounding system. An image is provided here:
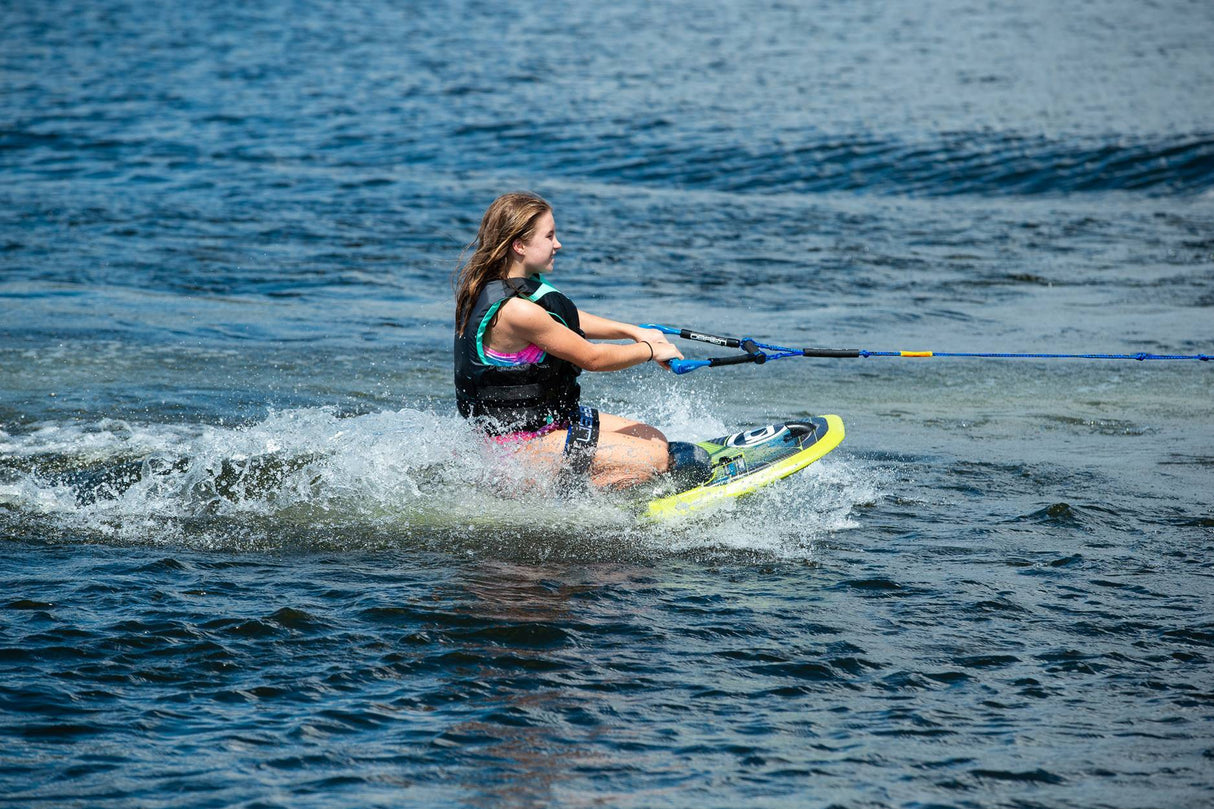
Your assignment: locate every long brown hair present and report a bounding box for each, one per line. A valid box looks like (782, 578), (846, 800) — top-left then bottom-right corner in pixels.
(453, 192), (552, 335)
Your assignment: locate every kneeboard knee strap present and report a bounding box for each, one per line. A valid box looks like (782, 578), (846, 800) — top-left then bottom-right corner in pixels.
(667, 441), (713, 487)
(562, 406), (600, 477)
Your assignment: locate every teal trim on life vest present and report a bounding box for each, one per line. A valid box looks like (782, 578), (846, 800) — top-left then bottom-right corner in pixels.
(528, 276), (558, 301)
(528, 276), (568, 327)
(475, 300), (505, 366)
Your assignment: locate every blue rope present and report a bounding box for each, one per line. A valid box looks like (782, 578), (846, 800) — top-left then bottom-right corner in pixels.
(858, 350), (1211, 361)
(641, 325), (1212, 374)
(740, 337), (1210, 362)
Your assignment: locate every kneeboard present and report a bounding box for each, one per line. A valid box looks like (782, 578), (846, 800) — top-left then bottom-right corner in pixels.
(646, 415), (844, 520)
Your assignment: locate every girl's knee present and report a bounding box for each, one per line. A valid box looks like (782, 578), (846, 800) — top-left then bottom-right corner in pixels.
(627, 423), (667, 444)
(598, 413), (667, 444)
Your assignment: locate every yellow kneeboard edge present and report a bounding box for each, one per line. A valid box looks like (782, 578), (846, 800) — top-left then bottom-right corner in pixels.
(646, 414), (845, 521)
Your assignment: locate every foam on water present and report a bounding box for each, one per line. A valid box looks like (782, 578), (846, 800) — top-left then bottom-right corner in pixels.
(654, 457), (882, 560)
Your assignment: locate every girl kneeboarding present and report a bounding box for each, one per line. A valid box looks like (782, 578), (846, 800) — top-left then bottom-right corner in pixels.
(453, 192), (693, 490)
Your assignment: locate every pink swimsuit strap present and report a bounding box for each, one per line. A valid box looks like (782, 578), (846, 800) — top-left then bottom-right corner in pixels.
(484, 343), (546, 365)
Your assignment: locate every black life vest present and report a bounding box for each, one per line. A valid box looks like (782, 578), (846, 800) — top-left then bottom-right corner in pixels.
(453, 276), (583, 434)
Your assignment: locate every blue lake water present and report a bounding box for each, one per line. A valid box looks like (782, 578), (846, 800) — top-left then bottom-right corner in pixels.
(2, 1), (1213, 806)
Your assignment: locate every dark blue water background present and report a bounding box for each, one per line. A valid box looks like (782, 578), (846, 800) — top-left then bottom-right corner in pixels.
(2, 1), (1213, 806)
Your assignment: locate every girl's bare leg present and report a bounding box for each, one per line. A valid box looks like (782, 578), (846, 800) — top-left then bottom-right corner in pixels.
(499, 412), (670, 490)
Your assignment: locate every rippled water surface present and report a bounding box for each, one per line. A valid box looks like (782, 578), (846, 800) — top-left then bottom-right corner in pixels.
(3, 1), (1213, 807)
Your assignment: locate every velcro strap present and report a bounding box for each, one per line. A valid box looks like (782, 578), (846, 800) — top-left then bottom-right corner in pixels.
(562, 406), (600, 478)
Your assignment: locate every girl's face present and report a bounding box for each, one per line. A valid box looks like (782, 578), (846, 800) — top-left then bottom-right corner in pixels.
(512, 212), (561, 276)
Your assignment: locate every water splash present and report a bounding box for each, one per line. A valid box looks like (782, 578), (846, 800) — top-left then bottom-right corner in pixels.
(1, 406), (879, 560)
